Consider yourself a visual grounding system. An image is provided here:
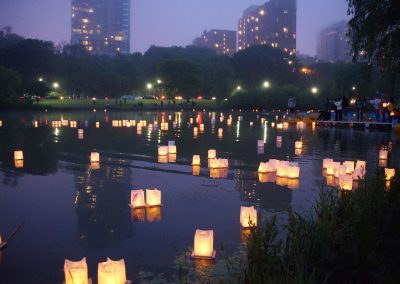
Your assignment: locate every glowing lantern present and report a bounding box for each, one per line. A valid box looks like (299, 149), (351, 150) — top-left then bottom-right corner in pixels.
(146, 189), (161, 207)
(34, 121), (38, 128)
(295, 141), (302, 149)
(276, 136), (282, 143)
(338, 175), (353, 190)
(240, 206), (257, 227)
(343, 161), (355, 174)
(249, 122), (254, 127)
(379, 149), (388, 160)
(277, 161), (289, 177)
(353, 168), (366, 180)
(271, 122), (275, 127)
(257, 140), (264, 148)
(14, 150), (23, 160)
(158, 146), (168, 156)
(208, 149), (216, 159)
(218, 128), (223, 136)
(130, 190), (145, 208)
(327, 162), (339, 176)
(276, 176), (288, 187)
(200, 124), (205, 132)
(333, 164), (346, 178)
(192, 155), (201, 166)
(0, 120), (2, 127)
(70, 121), (77, 128)
(276, 123), (283, 129)
(168, 145), (177, 154)
(96, 122), (100, 128)
(288, 164), (300, 179)
(385, 168), (395, 180)
(140, 120), (147, 127)
(64, 258), (88, 284)
(258, 162), (274, 173)
(98, 258), (127, 284)
(90, 162), (100, 170)
(210, 168), (228, 178)
(355, 160), (366, 170)
(283, 122), (289, 129)
(379, 159), (387, 168)
(158, 155), (168, 163)
(90, 152), (99, 162)
(268, 159), (280, 172)
(192, 229), (215, 259)
(323, 158), (333, 169)
(326, 175), (337, 187)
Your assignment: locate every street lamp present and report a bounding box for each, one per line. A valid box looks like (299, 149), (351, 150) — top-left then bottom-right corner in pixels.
(352, 86), (357, 91)
(157, 79), (162, 84)
(262, 81), (270, 88)
(236, 86), (242, 91)
(38, 77), (43, 82)
(311, 87), (318, 94)
(53, 82), (59, 89)
(146, 83), (153, 96)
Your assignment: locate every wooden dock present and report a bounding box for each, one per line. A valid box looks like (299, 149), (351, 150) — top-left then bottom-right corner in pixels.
(316, 120), (392, 129)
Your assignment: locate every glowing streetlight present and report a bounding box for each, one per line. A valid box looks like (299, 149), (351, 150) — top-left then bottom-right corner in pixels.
(146, 83), (153, 90)
(38, 77), (43, 82)
(311, 87), (318, 94)
(352, 86), (357, 91)
(156, 79), (162, 84)
(236, 86), (242, 91)
(262, 81), (270, 88)
(53, 82), (59, 89)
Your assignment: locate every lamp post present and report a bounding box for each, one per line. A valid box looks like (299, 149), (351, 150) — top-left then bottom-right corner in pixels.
(262, 81), (270, 89)
(146, 83), (153, 97)
(311, 87), (318, 95)
(53, 82), (59, 89)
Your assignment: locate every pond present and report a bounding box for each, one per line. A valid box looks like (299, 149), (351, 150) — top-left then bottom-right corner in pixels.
(0, 110), (398, 283)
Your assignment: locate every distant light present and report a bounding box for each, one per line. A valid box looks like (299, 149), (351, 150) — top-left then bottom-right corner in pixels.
(311, 87), (318, 94)
(236, 86), (242, 91)
(288, 60), (293, 65)
(352, 86), (356, 90)
(38, 77), (43, 82)
(259, 9), (265, 16)
(92, 97), (96, 101)
(212, 97), (216, 100)
(157, 79), (162, 84)
(53, 82), (59, 89)
(197, 96), (203, 100)
(146, 83), (153, 89)
(263, 81), (270, 88)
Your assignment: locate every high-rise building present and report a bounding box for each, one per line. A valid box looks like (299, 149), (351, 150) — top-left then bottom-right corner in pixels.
(317, 20), (351, 62)
(238, 0), (296, 56)
(193, 29), (237, 56)
(71, 0), (130, 55)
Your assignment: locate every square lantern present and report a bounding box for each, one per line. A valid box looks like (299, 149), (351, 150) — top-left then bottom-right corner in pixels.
(90, 152), (99, 163)
(271, 122), (275, 128)
(220, 159), (229, 168)
(276, 136), (282, 143)
(14, 150), (23, 160)
(268, 159), (280, 172)
(257, 140), (264, 148)
(323, 158), (333, 169)
(218, 128), (223, 136)
(240, 206), (257, 228)
(258, 162), (273, 173)
(379, 149), (388, 160)
(146, 189), (161, 207)
(339, 175), (353, 191)
(355, 160), (366, 170)
(98, 258), (127, 284)
(353, 168), (365, 180)
(130, 190), (146, 208)
(385, 168), (395, 180)
(333, 165), (346, 178)
(276, 176), (288, 187)
(287, 178), (300, 189)
(168, 145), (177, 154)
(343, 161), (355, 174)
(158, 156), (168, 164)
(200, 124), (205, 132)
(158, 146), (169, 156)
(209, 158), (219, 169)
(64, 258), (89, 284)
(192, 229), (215, 259)
(295, 141), (303, 149)
(192, 155), (201, 166)
(288, 165), (300, 179)
(277, 161), (289, 177)
(208, 149), (216, 159)
(327, 162), (340, 176)
(78, 129), (84, 135)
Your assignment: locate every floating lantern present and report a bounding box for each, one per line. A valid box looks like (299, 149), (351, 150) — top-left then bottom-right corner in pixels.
(323, 158), (333, 169)
(276, 161), (289, 177)
(192, 165), (201, 176)
(268, 159), (280, 172)
(140, 120), (147, 127)
(288, 165), (300, 179)
(210, 158), (228, 169)
(192, 155), (201, 166)
(0, 120), (2, 127)
(147, 207), (162, 222)
(200, 124), (205, 132)
(343, 161), (355, 174)
(218, 128), (223, 136)
(326, 175), (337, 187)
(193, 127), (198, 136)
(158, 146), (168, 156)
(355, 160), (366, 170)
(14, 150), (23, 160)
(353, 168), (366, 180)
(168, 145), (177, 154)
(295, 141), (302, 149)
(333, 164), (346, 178)
(64, 258), (89, 284)
(90, 152), (99, 162)
(258, 162), (274, 173)
(283, 122), (289, 129)
(271, 122), (275, 127)
(96, 122), (100, 128)
(312, 121), (316, 127)
(78, 129), (84, 134)
(146, 189), (161, 207)
(240, 206), (257, 228)
(385, 168), (395, 180)
(192, 229), (215, 259)
(327, 162), (340, 176)
(130, 190), (146, 208)
(339, 175), (353, 190)
(249, 122), (253, 127)
(379, 159), (387, 168)
(208, 149), (216, 159)
(257, 140), (264, 148)
(379, 149), (388, 160)
(98, 258), (127, 284)
(295, 149), (302, 156)
(276, 123), (283, 129)
(276, 136), (282, 143)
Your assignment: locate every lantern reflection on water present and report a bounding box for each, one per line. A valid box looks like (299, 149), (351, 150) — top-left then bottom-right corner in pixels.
(168, 145), (177, 154)
(258, 172), (276, 183)
(158, 155), (168, 164)
(90, 162), (100, 170)
(240, 206), (257, 228)
(64, 258), (89, 284)
(210, 168), (228, 179)
(147, 207), (162, 222)
(287, 164), (300, 179)
(209, 158), (228, 169)
(14, 159), (23, 168)
(192, 165), (201, 176)
(192, 229), (215, 259)
(200, 123), (205, 132)
(339, 175), (353, 191)
(97, 258), (127, 284)
(131, 208), (145, 222)
(385, 168), (395, 180)
(130, 190), (146, 208)
(276, 176), (288, 187)
(146, 189), (161, 207)
(287, 178), (299, 189)
(343, 161), (355, 174)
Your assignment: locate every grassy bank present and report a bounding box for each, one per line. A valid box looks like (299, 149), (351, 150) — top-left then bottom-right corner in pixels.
(229, 172), (400, 283)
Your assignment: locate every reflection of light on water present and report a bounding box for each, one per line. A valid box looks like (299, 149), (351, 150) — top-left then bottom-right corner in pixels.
(236, 121), (240, 142)
(147, 207), (161, 222)
(131, 208), (145, 222)
(263, 123), (268, 143)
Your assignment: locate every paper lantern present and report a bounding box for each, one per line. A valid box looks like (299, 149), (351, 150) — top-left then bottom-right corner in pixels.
(268, 159), (280, 172)
(277, 161), (289, 177)
(98, 258), (127, 284)
(323, 158), (333, 169)
(200, 124), (205, 132)
(343, 161), (355, 174)
(34, 121), (39, 128)
(218, 128), (223, 136)
(276, 123), (283, 129)
(64, 258), (88, 284)
(258, 172), (276, 183)
(327, 162), (339, 176)
(271, 122), (275, 127)
(168, 145), (177, 154)
(355, 160), (366, 170)
(295, 141), (302, 149)
(147, 206), (162, 222)
(249, 122), (254, 126)
(146, 189), (161, 207)
(0, 120), (2, 127)
(131, 208), (145, 221)
(158, 146), (168, 156)
(192, 165), (201, 176)
(78, 129), (84, 135)
(353, 168), (366, 180)
(208, 149), (216, 159)
(90, 152), (100, 162)
(130, 190), (145, 208)
(14, 150), (23, 160)
(326, 175), (337, 187)
(192, 155), (201, 166)
(385, 168), (395, 180)
(70, 121), (77, 128)
(338, 175), (353, 191)
(379, 149), (388, 160)
(288, 165), (300, 179)
(276, 136), (282, 143)
(192, 229), (215, 259)
(240, 206), (257, 228)
(257, 140), (264, 148)
(258, 162), (274, 173)
(158, 156), (168, 164)
(333, 164), (346, 178)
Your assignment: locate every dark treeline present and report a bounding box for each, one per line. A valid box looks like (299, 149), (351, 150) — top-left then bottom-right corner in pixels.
(0, 31), (398, 110)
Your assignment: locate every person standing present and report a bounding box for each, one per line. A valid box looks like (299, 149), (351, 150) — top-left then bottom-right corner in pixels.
(355, 95), (365, 121)
(342, 95), (349, 120)
(334, 97), (343, 121)
(288, 96), (296, 113)
(369, 93), (381, 121)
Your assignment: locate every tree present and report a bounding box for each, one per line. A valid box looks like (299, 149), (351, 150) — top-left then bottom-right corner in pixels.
(24, 81), (50, 98)
(0, 66), (22, 107)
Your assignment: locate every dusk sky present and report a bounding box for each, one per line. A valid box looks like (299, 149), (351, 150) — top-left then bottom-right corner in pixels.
(0, 0), (349, 56)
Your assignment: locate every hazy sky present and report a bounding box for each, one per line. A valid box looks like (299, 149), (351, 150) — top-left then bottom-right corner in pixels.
(0, 0), (349, 56)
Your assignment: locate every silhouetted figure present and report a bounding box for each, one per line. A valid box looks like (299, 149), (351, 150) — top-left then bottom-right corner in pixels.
(334, 97), (343, 121)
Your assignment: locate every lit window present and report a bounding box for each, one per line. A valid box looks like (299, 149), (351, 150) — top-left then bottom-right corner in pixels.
(82, 18), (89, 23)
(283, 27), (288, 33)
(259, 9), (265, 16)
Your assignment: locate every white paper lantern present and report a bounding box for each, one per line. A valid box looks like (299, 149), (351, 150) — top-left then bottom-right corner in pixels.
(192, 155), (201, 166)
(90, 152), (100, 162)
(130, 190), (145, 208)
(146, 189), (161, 207)
(338, 175), (353, 190)
(98, 258), (127, 284)
(192, 229), (215, 259)
(343, 161), (355, 174)
(379, 149), (388, 160)
(295, 141), (302, 149)
(385, 168), (395, 180)
(208, 149), (216, 159)
(277, 161), (289, 177)
(323, 158), (333, 169)
(333, 164), (347, 178)
(14, 150), (23, 160)
(287, 165), (300, 179)
(64, 258), (88, 284)
(168, 145), (177, 154)
(240, 206), (257, 228)
(158, 146), (169, 156)
(268, 159), (280, 172)
(258, 162), (274, 173)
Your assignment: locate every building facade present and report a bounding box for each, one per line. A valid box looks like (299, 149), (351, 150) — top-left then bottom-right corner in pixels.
(71, 0), (130, 55)
(193, 29), (237, 56)
(317, 20), (351, 62)
(238, 0), (296, 56)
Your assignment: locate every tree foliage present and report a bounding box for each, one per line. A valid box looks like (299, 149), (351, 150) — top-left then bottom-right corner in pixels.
(0, 66), (22, 107)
